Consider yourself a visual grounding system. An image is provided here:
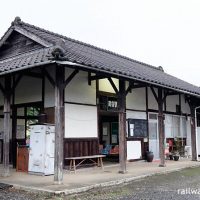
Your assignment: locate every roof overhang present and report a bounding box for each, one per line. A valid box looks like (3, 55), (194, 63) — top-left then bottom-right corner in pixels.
(56, 60), (200, 98)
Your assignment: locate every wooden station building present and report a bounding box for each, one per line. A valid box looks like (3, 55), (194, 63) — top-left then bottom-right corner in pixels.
(0, 17), (200, 183)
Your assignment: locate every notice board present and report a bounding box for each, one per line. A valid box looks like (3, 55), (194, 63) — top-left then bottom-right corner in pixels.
(128, 118), (147, 137)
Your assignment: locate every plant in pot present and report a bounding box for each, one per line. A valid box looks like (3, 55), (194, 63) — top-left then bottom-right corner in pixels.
(146, 151), (154, 162)
(173, 151), (180, 161)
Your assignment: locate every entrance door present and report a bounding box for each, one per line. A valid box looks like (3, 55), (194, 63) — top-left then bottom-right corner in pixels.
(111, 122), (118, 145)
(149, 113), (159, 160)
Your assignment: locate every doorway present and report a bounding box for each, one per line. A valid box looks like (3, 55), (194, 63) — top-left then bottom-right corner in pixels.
(148, 113), (159, 160)
(12, 102), (42, 168)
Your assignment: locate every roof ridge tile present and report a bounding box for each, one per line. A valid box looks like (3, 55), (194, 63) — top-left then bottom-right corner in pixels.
(19, 20), (163, 72)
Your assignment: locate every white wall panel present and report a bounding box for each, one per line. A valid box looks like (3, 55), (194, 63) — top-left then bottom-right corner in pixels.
(44, 77), (55, 108)
(127, 141), (142, 160)
(65, 103), (98, 138)
(65, 69), (96, 105)
(99, 78), (118, 93)
(148, 87), (158, 110)
(126, 110), (146, 120)
(181, 95), (190, 114)
(166, 95), (179, 112)
(126, 88), (146, 110)
(15, 76), (42, 104)
(44, 66), (55, 108)
(186, 117), (191, 147)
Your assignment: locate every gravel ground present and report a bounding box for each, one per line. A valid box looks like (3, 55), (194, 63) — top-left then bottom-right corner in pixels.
(1, 167), (200, 200)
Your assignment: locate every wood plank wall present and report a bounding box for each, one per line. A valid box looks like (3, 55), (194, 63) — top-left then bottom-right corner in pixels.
(64, 138), (99, 166)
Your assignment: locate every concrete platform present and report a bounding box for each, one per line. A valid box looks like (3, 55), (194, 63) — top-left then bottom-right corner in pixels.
(0, 159), (199, 195)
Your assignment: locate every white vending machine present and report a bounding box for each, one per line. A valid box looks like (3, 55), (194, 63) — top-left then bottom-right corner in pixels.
(28, 124), (55, 175)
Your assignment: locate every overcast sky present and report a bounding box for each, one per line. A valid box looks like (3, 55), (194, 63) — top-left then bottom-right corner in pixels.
(1, 0), (200, 86)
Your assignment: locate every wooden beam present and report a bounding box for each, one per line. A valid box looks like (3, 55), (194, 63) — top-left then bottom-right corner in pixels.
(54, 65), (65, 184)
(190, 105), (197, 161)
(12, 74), (23, 92)
(23, 72), (43, 79)
(43, 68), (55, 87)
(108, 78), (119, 94)
(0, 82), (5, 95)
(125, 82), (134, 96)
(88, 72), (91, 86)
(90, 74), (108, 81)
(150, 86), (158, 103)
(63, 69), (79, 88)
(158, 88), (165, 167)
(118, 80), (127, 173)
(131, 83), (146, 89)
(3, 75), (11, 176)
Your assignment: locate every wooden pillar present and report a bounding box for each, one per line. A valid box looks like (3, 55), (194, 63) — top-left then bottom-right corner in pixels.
(118, 80), (127, 173)
(158, 88), (165, 167)
(3, 75), (11, 176)
(190, 105), (197, 161)
(54, 66), (65, 184)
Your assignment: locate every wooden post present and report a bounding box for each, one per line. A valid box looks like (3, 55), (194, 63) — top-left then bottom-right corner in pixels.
(3, 75), (11, 176)
(190, 105), (197, 161)
(118, 80), (127, 173)
(158, 88), (165, 167)
(54, 66), (65, 184)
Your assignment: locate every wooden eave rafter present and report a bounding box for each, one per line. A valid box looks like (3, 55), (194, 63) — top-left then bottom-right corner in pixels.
(0, 27), (14, 50)
(107, 77), (119, 94)
(88, 72), (108, 85)
(63, 69), (79, 89)
(14, 26), (52, 47)
(0, 82), (5, 95)
(0, 24), (52, 51)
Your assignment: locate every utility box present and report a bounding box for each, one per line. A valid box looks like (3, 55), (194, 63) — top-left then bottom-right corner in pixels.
(28, 124), (55, 175)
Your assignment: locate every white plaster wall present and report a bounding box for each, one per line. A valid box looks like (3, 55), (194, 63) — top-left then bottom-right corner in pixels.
(15, 76), (42, 104)
(166, 95), (179, 112)
(126, 88), (146, 110)
(65, 69), (96, 105)
(44, 66), (55, 108)
(99, 78), (118, 93)
(65, 103), (98, 138)
(186, 117), (191, 147)
(148, 87), (158, 110)
(126, 110), (146, 120)
(44, 77), (55, 108)
(181, 95), (190, 114)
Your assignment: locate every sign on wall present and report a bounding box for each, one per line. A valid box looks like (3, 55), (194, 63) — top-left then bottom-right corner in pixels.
(99, 95), (118, 111)
(127, 118), (147, 138)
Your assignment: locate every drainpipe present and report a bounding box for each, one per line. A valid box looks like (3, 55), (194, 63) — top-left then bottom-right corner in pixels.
(195, 106), (200, 161)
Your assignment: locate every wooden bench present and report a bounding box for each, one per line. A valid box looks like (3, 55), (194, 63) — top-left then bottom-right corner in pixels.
(65, 155), (106, 173)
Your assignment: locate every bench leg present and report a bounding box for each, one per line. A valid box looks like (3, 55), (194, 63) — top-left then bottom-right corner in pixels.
(69, 160), (72, 171)
(100, 157), (104, 170)
(73, 160), (76, 174)
(97, 157), (100, 167)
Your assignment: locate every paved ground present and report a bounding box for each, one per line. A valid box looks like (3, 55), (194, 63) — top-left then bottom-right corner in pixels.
(2, 166), (200, 199)
(0, 159), (199, 194)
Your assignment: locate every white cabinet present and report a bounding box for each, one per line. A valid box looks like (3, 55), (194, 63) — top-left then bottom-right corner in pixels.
(28, 124), (55, 175)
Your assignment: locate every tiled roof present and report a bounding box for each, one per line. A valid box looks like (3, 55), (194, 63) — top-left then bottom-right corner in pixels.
(0, 17), (200, 97)
(0, 47), (54, 74)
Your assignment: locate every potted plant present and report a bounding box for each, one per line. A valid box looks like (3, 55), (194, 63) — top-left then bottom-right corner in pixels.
(146, 151), (154, 162)
(173, 151), (180, 161)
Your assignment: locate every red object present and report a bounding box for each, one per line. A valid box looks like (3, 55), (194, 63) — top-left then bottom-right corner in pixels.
(110, 145), (119, 154)
(168, 139), (173, 147)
